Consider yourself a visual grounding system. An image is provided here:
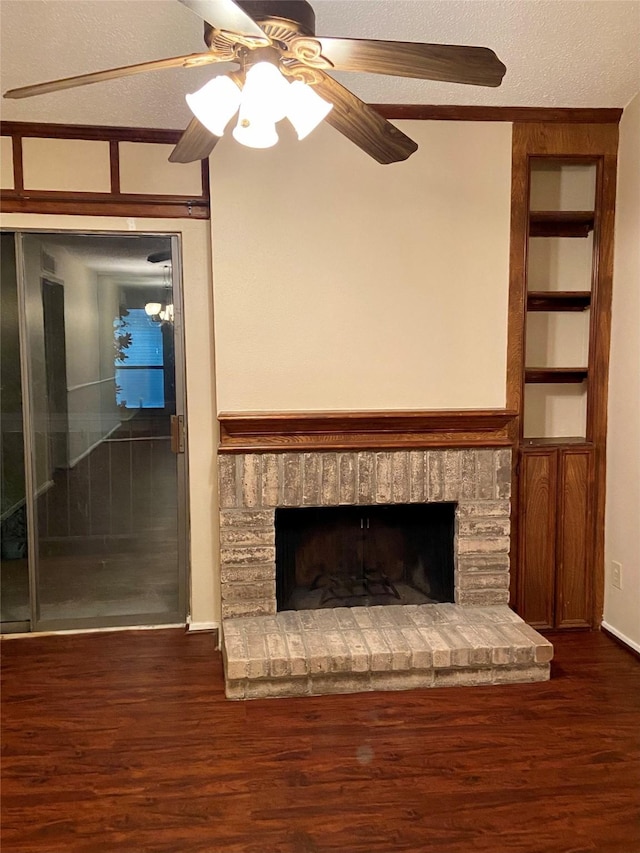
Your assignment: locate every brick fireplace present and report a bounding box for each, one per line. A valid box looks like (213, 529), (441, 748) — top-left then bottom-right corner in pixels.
(219, 448), (512, 619)
(218, 442), (552, 699)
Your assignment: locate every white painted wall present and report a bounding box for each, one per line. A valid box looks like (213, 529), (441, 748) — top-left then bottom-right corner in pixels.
(210, 120), (512, 413)
(604, 92), (640, 652)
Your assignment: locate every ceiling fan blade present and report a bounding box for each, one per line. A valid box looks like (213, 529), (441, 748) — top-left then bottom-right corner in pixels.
(169, 117), (221, 163)
(178, 0), (270, 44)
(312, 74), (418, 165)
(317, 38), (506, 88)
(3, 52), (230, 100)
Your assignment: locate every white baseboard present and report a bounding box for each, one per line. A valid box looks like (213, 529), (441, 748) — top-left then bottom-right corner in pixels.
(187, 621), (220, 633)
(601, 621), (640, 655)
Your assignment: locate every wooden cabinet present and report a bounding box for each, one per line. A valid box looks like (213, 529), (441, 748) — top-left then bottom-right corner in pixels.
(519, 445), (594, 629)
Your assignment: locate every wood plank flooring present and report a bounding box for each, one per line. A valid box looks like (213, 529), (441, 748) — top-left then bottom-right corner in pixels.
(2, 628), (639, 853)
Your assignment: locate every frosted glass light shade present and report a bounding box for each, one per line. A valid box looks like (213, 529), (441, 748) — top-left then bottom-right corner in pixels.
(144, 302), (162, 316)
(185, 75), (242, 137)
(286, 81), (333, 140)
(232, 117), (279, 149)
(241, 61), (290, 122)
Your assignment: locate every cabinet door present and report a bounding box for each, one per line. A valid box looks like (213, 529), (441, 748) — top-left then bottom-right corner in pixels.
(518, 449), (557, 629)
(556, 448), (593, 628)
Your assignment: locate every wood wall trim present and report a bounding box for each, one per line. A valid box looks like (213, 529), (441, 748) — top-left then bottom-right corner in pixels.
(1, 122), (211, 219)
(374, 106), (623, 124)
(0, 121), (187, 144)
(0, 194), (209, 219)
(218, 410), (517, 452)
(109, 140), (120, 194)
(10, 134), (23, 192)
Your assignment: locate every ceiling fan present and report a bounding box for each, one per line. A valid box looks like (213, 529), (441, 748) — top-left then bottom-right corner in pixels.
(4, 0), (506, 165)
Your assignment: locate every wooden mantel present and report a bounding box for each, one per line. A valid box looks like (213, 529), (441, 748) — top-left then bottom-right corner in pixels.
(218, 409), (517, 453)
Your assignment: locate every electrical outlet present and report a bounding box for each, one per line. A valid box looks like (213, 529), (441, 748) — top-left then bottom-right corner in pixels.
(612, 560), (622, 590)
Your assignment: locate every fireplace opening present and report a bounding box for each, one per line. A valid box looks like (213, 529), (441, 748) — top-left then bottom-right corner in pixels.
(275, 504), (456, 611)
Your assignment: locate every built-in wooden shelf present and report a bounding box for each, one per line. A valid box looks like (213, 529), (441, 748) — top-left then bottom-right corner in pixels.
(527, 291), (591, 311)
(529, 211), (595, 237)
(525, 367), (589, 384)
(522, 436), (592, 447)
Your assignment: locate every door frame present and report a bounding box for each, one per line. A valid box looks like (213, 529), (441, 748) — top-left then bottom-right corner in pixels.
(6, 228), (191, 632)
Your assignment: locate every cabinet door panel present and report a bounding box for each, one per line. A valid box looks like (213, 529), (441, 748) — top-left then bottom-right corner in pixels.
(556, 448), (593, 628)
(519, 449), (557, 629)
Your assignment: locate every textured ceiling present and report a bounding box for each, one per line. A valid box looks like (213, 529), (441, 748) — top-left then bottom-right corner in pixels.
(1, 0), (639, 130)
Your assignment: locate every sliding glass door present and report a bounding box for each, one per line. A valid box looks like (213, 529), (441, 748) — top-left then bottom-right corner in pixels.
(0, 231), (188, 632)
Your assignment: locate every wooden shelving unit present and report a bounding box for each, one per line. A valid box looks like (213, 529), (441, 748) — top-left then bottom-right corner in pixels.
(529, 211), (595, 237)
(527, 291), (591, 311)
(525, 367), (588, 384)
(509, 135), (617, 633)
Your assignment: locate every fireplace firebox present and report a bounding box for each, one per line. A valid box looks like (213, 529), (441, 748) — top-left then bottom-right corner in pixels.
(275, 504), (456, 611)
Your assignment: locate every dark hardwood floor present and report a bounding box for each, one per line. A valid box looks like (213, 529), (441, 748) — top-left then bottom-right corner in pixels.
(2, 629), (639, 853)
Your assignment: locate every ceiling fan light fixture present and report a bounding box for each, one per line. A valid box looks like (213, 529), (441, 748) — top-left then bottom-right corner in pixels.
(185, 74), (242, 136)
(144, 301), (162, 317)
(286, 80), (333, 140)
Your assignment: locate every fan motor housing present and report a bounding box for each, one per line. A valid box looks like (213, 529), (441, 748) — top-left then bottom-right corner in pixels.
(204, 0), (316, 46)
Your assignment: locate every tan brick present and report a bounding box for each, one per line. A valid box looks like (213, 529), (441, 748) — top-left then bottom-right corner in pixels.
(284, 632), (309, 676)
(457, 537), (510, 554)
(310, 673), (371, 695)
(240, 455), (261, 508)
(476, 450), (496, 500)
(220, 563), (275, 584)
(219, 526), (274, 547)
(245, 677), (311, 699)
(219, 455), (239, 508)
(370, 671), (435, 691)
(434, 667), (493, 687)
(392, 452), (410, 503)
(495, 449), (512, 500)
(400, 626), (433, 669)
(283, 454), (302, 505)
(221, 600), (276, 619)
(417, 627), (452, 668)
(302, 631), (331, 674)
(375, 452), (392, 503)
(361, 629), (392, 671)
(492, 664), (549, 684)
(340, 629), (371, 672)
(221, 580), (275, 603)
(458, 518), (511, 537)
(302, 453), (321, 506)
(457, 589), (509, 606)
(245, 632), (269, 679)
(458, 572), (510, 591)
(321, 454), (339, 505)
(222, 633), (247, 681)
(220, 509), (274, 528)
(427, 452), (445, 501)
(444, 450), (462, 501)
(261, 454), (281, 507)
(409, 451), (427, 503)
(457, 501), (510, 517)
(220, 546), (275, 567)
(338, 454), (356, 504)
(358, 452), (375, 503)
(460, 450), (478, 500)
(265, 632), (290, 677)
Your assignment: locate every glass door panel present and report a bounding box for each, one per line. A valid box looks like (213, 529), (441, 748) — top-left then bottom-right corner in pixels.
(19, 232), (186, 630)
